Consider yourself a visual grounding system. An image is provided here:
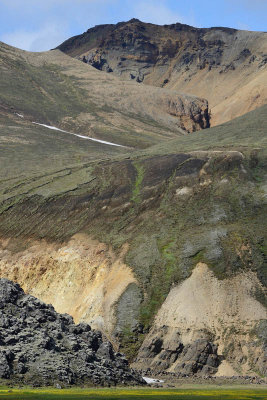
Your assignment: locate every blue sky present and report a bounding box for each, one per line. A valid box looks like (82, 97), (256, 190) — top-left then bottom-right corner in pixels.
(0, 0), (266, 52)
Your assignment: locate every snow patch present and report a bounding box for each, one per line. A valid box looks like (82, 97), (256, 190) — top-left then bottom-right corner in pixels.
(32, 122), (62, 131)
(15, 113), (24, 118)
(142, 377), (164, 384)
(32, 122), (126, 148)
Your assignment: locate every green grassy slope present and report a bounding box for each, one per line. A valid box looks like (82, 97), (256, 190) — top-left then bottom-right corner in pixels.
(0, 42), (209, 150)
(0, 112), (127, 180)
(144, 104), (267, 156)
(0, 53), (88, 124)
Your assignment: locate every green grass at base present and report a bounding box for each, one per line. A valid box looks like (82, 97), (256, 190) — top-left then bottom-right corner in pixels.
(0, 387), (266, 400)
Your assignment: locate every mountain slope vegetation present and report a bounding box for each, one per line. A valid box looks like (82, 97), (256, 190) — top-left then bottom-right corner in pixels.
(0, 31), (266, 380)
(0, 41), (209, 151)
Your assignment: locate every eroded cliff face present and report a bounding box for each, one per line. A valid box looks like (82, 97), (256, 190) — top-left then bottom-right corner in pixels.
(58, 19), (267, 126)
(0, 235), (139, 342)
(0, 234), (265, 376)
(0, 148), (266, 376)
(133, 263), (266, 376)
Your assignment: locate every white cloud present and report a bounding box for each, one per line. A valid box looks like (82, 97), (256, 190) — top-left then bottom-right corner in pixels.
(132, 0), (185, 25)
(1, 23), (69, 52)
(0, 0), (118, 51)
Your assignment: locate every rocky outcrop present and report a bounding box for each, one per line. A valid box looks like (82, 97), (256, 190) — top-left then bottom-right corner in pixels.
(133, 263), (267, 377)
(136, 336), (220, 376)
(58, 19), (267, 125)
(0, 236), (140, 338)
(0, 278), (143, 386)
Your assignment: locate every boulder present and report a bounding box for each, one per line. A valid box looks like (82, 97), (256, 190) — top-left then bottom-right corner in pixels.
(0, 278), (144, 386)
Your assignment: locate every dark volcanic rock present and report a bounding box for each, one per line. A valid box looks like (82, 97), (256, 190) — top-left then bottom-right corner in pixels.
(0, 278), (144, 386)
(57, 19), (267, 126)
(134, 328), (221, 376)
(173, 339), (220, 375)
(57, 19), (265, 89)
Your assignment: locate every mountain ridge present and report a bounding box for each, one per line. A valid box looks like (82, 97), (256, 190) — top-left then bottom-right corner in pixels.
(57, 18), (267, 126)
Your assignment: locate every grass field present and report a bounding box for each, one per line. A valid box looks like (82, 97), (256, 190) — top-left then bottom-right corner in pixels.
(0, 387), (266, 400)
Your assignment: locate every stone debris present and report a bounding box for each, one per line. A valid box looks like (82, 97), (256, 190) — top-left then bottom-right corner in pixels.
(0, 278), (144, 386)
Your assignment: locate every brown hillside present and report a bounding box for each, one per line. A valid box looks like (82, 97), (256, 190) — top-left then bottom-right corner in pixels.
(58, 19), (267, 126)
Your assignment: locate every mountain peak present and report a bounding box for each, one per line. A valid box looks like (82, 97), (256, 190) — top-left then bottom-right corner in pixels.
(128, 18), (141, 23)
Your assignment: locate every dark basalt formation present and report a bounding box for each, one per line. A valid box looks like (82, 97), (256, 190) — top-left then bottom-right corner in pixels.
(57, 19), (265, 86)
(57, 19), (267, 127)
(57, 19), (237, 78)
(136, 337), (221, 376)
(0, 279), (144, 386)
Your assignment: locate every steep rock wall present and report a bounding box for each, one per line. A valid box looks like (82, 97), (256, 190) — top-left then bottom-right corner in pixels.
(133, 263), (266, 376)
(0, 235), (139, 342)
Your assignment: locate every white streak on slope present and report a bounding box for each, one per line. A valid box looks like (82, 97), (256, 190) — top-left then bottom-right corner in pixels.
(32, 122), (126, 148)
